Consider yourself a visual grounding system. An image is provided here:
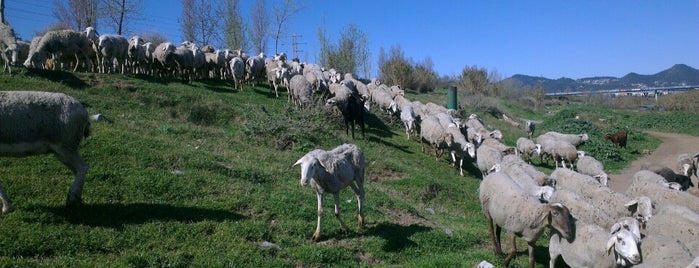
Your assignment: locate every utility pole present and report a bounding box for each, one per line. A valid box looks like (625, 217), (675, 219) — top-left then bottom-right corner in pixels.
(291, 34), (306, 60)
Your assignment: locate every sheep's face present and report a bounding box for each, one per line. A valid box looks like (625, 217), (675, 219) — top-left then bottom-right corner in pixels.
(465, 143), (476, 158)
(606, 230), (641, 265)
(611, 217), (641, 244)
(534, 144), (542, 156)
(548, 203), (573, 240)
(293, 156), (318, 187)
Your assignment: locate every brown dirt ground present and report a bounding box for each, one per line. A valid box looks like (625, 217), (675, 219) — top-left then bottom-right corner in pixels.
(607, 131), (699, 193)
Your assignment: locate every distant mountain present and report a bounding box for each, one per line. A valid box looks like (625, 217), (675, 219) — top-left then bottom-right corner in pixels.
(502, 64), (699, 93)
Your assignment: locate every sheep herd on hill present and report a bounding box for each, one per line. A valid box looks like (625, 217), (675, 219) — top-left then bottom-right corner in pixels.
(1, 22), (699, 267)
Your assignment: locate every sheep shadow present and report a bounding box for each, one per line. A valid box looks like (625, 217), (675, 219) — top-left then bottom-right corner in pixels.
(364, 112), (395, 139)
(37, 203), (245, 229)
(363, 222), (432, 252)
(25, 69), (88, 89)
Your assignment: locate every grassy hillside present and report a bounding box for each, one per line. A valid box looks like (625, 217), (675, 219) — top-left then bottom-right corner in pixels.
(0, 70), (692, 267)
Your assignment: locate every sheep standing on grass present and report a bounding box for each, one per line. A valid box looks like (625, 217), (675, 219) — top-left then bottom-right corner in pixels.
(0, 91), (91, 213)
(293, 144), (365, 242)
(287, 74), (313, 107)
(516, 137), (540, 163)
(419, 115), (453, 161)
(230, 56), (246, 90)
(325, 88), (365, 139)
(479, 171), (573, 268)
(576, 155), (609, 186)
(24, 29), (93, 72)
(400, 105), (417, 140)
(0, 23), (19, 74)
(96, 34), (129, 74)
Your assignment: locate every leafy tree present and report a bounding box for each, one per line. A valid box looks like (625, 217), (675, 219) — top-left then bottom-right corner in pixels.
(457, 65), (488, 95)
(378, 45), (413, 88)
(319, 24), (369, 77)
(221, 0), (248, 51)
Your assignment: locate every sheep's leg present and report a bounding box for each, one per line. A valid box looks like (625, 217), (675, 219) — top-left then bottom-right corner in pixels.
(0, 185), (12, 213)
(459, 157), (465, 177)
(450, 151), (457, 168)
(349, 182), (364, 226)
(503, 233), (517, 267)
(313, 192), (323, 242)
(485, 214), (503, 255)
(332, 193), (349, 235)
(52, 146), (89, 207)
(527, 242), (536, 268)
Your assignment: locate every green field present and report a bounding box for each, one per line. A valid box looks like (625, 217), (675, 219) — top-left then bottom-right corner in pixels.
(0, 70), (695, 267)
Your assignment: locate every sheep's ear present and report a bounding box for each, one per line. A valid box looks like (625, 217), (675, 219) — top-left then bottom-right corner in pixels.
(292, 158), (304, 167)
(610, 222), (621, 234)
(606, 235), (617, 255)
(531, 206), (551, 229)
(624, 199), (639, 212)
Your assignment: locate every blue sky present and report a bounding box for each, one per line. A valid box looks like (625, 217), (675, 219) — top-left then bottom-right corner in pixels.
(5, 0), (699, 80)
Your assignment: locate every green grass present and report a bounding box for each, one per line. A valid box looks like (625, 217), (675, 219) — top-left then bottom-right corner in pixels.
(0, 69), (687, 267)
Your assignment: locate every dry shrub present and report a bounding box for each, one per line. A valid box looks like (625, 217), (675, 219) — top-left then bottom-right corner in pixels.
(659, 91), (699, 113)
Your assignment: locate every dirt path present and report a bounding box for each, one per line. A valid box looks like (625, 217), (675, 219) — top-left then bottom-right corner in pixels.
(608, 131), (699, 193)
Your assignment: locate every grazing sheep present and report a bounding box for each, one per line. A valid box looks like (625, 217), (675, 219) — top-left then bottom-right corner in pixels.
(525, 120), (535, 139)
(0, 91), (91, 213)
(369, 86), (397, 114)
(480, 138), (517, 156)
(500, 155), (554, 202)
(465, 127), (483, 145)
(678, 153), (697, 178)
(551, 140), (580, 169)
(325, 89), (365, 139)
(400, 105), (417, 140)
(576, 155), (609, 186)
(644, 205), (699, 254)
(516, 137), (541, 163)
(552, 168), (654, 223)
(245, 52), (265, 86)
(152, 42), (176, 77)
(287, 74), (313, 107)
(543, 131), (589, 146)
(0, 23), (19, 74)
(292, 144), (365, 242)
(476, 144), (504, 178)
(173, 45), (194, 83)
(627, 170), (699, 214)
(548, 220), (641, 268)
(633, 235), (696, 268)
(603, 130), (627, 148)
(25, 29), (93, 72)
(419, 115), (454, 161)
(479, 171), (573, 268)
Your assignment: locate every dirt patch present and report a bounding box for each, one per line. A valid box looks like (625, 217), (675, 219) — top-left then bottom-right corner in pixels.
(607, 131), (699, 193)
(388, 209), (435, 228)
(369, 166), (404, 182)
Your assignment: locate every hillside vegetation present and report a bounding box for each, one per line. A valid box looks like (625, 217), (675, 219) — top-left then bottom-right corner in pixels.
(0, 70), (696, 267)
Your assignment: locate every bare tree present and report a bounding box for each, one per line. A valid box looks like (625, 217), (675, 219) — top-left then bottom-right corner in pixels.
(271, 0), (301, 54)
(180, 0), (196, 42)
(53, 0), (99, 30)
(180, 0), (221, 46)
(98, 0), (142, 35)
(249, 0), (268, 55)
(221, 0), (248, 51)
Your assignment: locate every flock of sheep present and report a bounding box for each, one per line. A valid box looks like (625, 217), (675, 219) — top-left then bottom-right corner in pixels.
(2, 21), (699, 267)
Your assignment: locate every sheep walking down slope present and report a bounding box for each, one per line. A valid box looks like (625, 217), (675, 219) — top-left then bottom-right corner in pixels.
(0, 91), (91, 213)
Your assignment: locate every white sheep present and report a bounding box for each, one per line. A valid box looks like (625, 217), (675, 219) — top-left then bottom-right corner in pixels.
(0, 91), (91, 213)
(542, 131), (589, 146)
(127, 36), (147, 74)
(576, 155), (609, 186)
(445, 125), (476, 177)
(230, 56), (246, 90)
(245, 52), (265, 86)
(552, 168), (654, 224)
(419, 115), (454, 161)
(479, 171), (573, 267)
(287, 74), (313, 107)
(633, 234), (696, 268)
(369, 85), (397, 114)
(548, 220), (641, 268)
(96, 34), (129, 74)
(516, 137), (541, 163)
(152, 42), (176, 77)
(0, 23), (19, 74)
(687, 257), (699, 268)
(550, 140), (579, 169)
(644, 205), (699, 254)
(400, 105), (417, 140)
(480, 138), (517, 155)
(500, 155), (554, 202)
(627, 170), (699, 214)
(477, 144), (504, 178)
(24, 29), (93, 72)
(292, 144), (365, 242)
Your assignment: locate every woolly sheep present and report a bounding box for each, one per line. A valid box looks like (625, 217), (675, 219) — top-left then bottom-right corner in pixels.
(230, 56), (246, 90)
(477, 144), (504, 178)
(25, 29), (93, 72)
(0, 91), (91, 213)
(516, 137), (541, 163)
(642, 164), (694, 190)
(292, 144), (365, 242)
(400, 105), (417, 140)
(550, 140), (579, 169)
(266, 65), (283, 98)
(182, 42), (206, 79)
(203, 49), (226, 79)
(172, 45), (195, 83)
(369, 86), (397, 114)
(645, 205), (699, 254)
(0, 23), (18, 74)
(423, 102), (447, 116)
(245, 53), (265, 86)
(465, 127), (483, 145)
(445, 125), (476, 177)
(393, 95), (411, 112)
(500, 155), (554, 202)
(688, 257), (699, 268)
(542, 131), (589, 146)
(480, 138), (517, 156)
(548, 220), (641, 268)
(419, 115), (453, 161)
(287, 74), (313, 107)
(576, 155), (609, 186)
(96, 34), (129, 74)
(633, 235), (696, 268)
(627, 170), (699, 214)
(152, 42), (176, 77)
(479, 171), (573, 267)
(127, 36), (147, 74)
(552, 168), (654, 223)
(678, 153), (697, 178)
